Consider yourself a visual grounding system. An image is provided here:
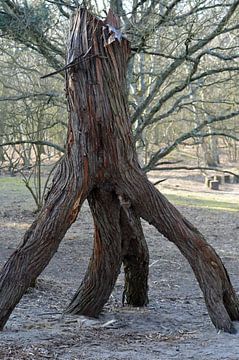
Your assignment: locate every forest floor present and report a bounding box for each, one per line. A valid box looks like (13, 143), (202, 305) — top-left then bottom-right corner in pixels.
(0, 170), (239, 359)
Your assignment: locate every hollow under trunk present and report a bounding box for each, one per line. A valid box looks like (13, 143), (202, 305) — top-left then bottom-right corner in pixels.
(0, 8), (238, 333)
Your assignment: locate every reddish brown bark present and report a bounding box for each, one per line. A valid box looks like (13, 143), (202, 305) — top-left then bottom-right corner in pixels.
(0, 8), (238, 333)
(117, 169), (239, 332)
(65, 187), (149, 315)
(0, 158), (90, 329)
(65, 188), (122, 316)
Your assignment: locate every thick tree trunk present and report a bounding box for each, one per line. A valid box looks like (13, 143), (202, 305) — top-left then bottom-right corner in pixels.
(65, 188), (123, 316)
(0, 157), (90, 330)
(65, 187), (149, 315)
(117, 168), (239, 333)
(0, 8), (238, 333)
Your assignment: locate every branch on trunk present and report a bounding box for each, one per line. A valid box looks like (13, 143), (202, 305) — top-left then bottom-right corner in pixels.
(131, 49), (180, 60)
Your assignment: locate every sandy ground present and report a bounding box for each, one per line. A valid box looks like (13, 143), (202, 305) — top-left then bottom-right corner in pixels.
(0, 174), (239, 359)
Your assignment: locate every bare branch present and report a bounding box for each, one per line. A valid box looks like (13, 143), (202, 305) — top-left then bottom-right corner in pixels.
(195, 132), (239, 142)
(0, 140), (65, 153)
(0, 0), (65, 70)
(143, 110), (239, 172)
(131, 48), (179, 60)
(150, 166), (239, 178)
(134, 63), (239, 138)
(134, 56), (202, 137)
(0, 92), (61, 102)
(202, 49), (239, 61)
(131, 1), (239, 124)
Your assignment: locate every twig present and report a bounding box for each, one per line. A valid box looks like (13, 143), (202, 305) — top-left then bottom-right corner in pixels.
(149, 260), (159, 268)
(152, 166), (239, 178)
(153, 178), (167, 186)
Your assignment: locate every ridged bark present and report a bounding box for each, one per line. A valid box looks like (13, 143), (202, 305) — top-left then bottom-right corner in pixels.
(65, 187), (149, 315)
(0, 157), (90, 330)
(0, 8), (238, 334)
(120, 207), (149, 306)
(65, 188), (122, 316)
(117, 169), (239, 333)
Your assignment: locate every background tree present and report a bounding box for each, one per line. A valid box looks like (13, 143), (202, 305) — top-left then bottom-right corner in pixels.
(0, 34), (65, 203)
(0, 0), (238, 183)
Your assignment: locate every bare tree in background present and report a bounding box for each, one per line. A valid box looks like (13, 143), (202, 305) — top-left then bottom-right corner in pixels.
(0, 0), (238, 175)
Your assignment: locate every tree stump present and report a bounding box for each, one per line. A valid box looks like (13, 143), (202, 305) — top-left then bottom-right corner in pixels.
(233, 175), (239, 184)
(0, 9), (239, 333)
(210, 180), (219, 190)
(224, 175), (231, 183)
(205, 176), (213, 187)
(214, 175), (222, 184)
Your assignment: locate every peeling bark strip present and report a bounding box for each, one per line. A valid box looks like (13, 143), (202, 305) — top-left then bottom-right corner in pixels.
(0, 9), (239, 333)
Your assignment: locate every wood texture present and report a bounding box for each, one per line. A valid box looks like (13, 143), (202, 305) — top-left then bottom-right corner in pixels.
(0, 8), (238, 333)
(65, 188), (122, 316)
(117, 169), (239, 333)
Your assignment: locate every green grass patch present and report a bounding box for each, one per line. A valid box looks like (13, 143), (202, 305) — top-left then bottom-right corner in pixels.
(0, 176), (38, 210)
(0, 176), (46, 192)
(0, 176), (27, 192)
(166, 193), (239, 212)
(1, 176), (238, 212)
